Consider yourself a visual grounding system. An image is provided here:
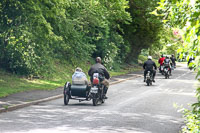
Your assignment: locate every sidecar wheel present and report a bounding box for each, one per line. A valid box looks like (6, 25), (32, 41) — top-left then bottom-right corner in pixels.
(64, 93), (69, 105)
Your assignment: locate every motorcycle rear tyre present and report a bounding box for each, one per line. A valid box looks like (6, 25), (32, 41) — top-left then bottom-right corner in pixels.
(101, 98), (105, 103)
(92, 98), (98, 106)
(165, 73), (168, 79)
(147, 81), (150, 86)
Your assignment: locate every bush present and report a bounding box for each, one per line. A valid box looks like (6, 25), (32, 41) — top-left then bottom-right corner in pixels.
(0, 0), (131, 77)
(177, 104), (200, 133)
(138, 55), (147, 65)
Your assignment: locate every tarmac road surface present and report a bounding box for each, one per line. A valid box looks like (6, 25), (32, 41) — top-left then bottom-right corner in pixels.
(0, 63), (198, 133)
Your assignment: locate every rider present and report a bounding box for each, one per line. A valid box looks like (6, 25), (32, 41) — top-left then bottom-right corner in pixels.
(163, 55), (172, 75)
(143, 56), (157, 82)
(170, 54), (176, 68)
(158, 54), (165, 72)
(188, 57), (193, 66)
(72, 67), (88, 85)
(88, 57), (110, 98)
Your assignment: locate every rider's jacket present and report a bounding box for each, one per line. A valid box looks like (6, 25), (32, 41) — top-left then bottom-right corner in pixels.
(143, 59), (157, 71)
(158, 57), (165, 65)
(170, 57), (176, 64)
(88, 63), (110, 80)
(72, 71), (88, 85)
(72, 71), (87, 80)
(164, 58), (171, 67)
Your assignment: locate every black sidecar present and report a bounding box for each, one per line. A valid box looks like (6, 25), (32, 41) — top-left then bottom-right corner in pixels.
(63, 81), (91, 105)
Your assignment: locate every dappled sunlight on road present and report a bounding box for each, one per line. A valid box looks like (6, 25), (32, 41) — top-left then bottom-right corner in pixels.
(0, 103), (183, 133)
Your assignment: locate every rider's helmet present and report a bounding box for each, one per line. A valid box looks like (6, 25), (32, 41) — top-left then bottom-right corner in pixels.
(166, 55), (169, 58)
(148, 56), (152, 60)
(75, 67), (82, 72)
(171, 54), (174, 57)
(96, 57), (102, 63)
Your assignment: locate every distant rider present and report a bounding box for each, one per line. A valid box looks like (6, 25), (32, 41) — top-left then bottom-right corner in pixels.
(164, 55), (172, 75)
(170, 54), (176, 68)
(143, 56), (157, 82)
(188, 57), (193, 66)
(158, 54), (165, 72)
(88, 57), (110, 98)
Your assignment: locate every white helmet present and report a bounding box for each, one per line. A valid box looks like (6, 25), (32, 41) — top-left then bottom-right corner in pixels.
(148, 56), (152, 60)
(75, 67), (82, 72)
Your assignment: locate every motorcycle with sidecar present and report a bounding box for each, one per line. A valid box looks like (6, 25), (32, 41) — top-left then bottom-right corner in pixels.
(63, 73), (106, 106)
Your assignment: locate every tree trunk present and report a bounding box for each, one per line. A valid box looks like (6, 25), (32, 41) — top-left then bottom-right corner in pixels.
(149, 46), (153, 56)
(125, 45), (141, 64)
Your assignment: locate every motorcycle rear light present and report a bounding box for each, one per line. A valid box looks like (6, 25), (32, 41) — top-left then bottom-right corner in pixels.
(93, 78), (99, 85)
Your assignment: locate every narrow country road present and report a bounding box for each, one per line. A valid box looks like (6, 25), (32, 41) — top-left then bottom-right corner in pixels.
(0, 63), (197, 133)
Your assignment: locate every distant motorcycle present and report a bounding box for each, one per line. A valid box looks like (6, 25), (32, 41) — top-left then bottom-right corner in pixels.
(146, 71), (153, 86)
(159, 65), (164, 75)
(171, 63), (176, 70)
(163, 67), (170, 79)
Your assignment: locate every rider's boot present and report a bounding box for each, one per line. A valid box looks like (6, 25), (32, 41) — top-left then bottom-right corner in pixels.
(144, 77), (146, 82)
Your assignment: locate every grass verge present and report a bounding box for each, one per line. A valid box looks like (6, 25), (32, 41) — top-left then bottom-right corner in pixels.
(0, 61), (142, 98)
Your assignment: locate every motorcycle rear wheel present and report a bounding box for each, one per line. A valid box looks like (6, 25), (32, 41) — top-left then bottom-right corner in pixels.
(146, 79), (151, 86)
(92, 98), (98, 106)
(165, 73), (168, 79)
(147, 81), (150, 86)
(101, 98), (105, 103)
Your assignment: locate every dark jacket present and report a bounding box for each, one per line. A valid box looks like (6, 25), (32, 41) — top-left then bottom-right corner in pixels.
(170, 57), (176, 64)
(143, 59), (157, 71)
(88, 63), (110, 79)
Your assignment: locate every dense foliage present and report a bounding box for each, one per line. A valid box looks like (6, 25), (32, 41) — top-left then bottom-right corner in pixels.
(122, 0), (165, 62)
(155, 0), (200, 132)
(0, 0), (131, 76)
(0, 0), (166, 77)
(156, 0), (200, 70)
